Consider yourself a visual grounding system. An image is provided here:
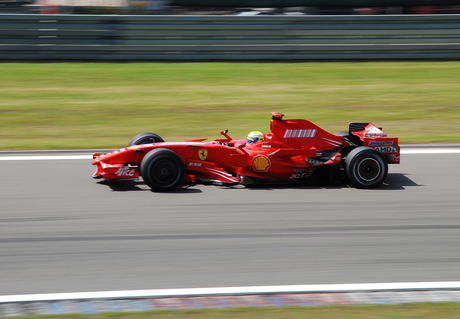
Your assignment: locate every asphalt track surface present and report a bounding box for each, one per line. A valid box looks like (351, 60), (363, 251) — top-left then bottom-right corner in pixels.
(1, 147), (460, 296)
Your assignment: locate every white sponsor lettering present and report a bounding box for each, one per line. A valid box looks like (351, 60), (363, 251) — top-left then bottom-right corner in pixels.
(290, 173), (308, 179)
(290, 169), (313, 179)
(115, 167), (135, 177)
(189, 162), (202, 167)
(308, 158), (324, 166)
(368, 141), (394, 146)
(375, 146), (398, 153)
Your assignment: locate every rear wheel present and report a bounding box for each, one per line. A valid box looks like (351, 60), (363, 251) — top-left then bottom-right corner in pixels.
(345, 146), (388, 189)
(140, 148), (184, 191)
(128, 132), (164, 146)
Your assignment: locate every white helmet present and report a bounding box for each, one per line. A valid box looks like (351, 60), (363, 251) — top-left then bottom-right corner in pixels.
(246, 131), (265, 146)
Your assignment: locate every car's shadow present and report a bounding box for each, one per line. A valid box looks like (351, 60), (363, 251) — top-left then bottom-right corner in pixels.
(242, 173), (420, 191)
(97, 180), (203, 193)
(97, 173), (418, 192)
(381, 173), (420, 190)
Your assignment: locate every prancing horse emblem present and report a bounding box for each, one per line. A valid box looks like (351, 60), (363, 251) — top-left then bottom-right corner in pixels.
(199, 149), (208, 161)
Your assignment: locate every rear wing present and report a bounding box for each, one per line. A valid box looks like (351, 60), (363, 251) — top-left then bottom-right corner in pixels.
(350, 123), (400, 164)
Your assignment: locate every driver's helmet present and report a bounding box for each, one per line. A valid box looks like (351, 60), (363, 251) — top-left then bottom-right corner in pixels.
(246, 131), (265, 146)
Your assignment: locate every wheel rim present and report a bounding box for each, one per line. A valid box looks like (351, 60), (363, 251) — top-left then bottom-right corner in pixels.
(151, 159), (178, 186)
(356, 157), (381, 182)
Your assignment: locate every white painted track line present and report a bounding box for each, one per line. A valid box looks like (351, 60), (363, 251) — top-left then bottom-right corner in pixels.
(402, 148), (460, 154)
(0, 147), (459, 161)
(1, 282), (460, 303)
(0, 155), (92, 161)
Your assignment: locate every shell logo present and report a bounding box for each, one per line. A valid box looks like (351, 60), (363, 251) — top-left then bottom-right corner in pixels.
(252, 155), (271, 172)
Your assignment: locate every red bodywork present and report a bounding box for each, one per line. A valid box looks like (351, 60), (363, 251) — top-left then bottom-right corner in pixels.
(92, 112), (399, 185)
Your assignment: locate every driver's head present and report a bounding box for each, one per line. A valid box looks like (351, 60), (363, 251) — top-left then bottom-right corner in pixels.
(246, 131), (265, 146)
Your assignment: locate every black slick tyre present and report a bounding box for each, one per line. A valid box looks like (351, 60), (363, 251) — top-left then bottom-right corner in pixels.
(140, 148), (184, 192)
(128, 132), (164, 146)
(345, 146), (388, 189)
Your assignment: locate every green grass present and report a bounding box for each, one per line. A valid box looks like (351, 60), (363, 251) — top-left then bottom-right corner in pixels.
(10, 303), (460, 319)
(1, 62), (460, 150)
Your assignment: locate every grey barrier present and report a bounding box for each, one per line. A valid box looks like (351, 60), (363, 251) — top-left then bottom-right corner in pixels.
(0, 13), (460, 60)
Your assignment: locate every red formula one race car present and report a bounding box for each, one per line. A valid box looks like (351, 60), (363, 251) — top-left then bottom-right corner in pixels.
(92, 112), (400, 191)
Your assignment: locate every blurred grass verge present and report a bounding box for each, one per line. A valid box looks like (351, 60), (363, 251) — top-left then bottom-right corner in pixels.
(11, 303), (460, 319)
(1, 62), (459, 150)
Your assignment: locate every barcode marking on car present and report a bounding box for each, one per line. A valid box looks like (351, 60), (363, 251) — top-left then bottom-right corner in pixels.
(284, 129), (317, 138)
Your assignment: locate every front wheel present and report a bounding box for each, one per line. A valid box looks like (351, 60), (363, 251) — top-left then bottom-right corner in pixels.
(128, 132), (164, 146)
(140, 148), (184, 191)
(345, 146), (388, 189)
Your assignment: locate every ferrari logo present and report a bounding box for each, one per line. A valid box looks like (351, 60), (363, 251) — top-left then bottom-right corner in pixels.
(199, 149), (208, 161)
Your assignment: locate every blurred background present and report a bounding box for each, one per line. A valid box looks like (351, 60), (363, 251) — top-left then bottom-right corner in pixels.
(2, 0), (460, 15)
